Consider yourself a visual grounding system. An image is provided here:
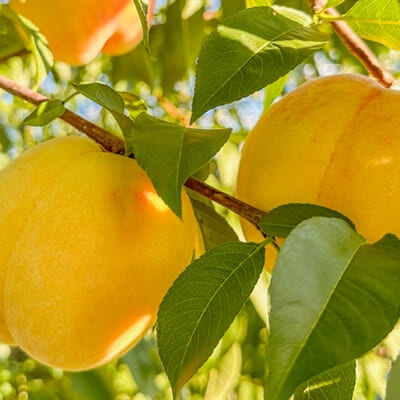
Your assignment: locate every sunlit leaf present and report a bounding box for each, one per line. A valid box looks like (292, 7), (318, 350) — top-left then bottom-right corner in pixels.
(323, 0), (346, 10)
(263, 75), (287, 110)
(191, 6), (329, 122)
(346, 0), (400, 49)
(23, 100), (65, 126)
(293, 361), (356, 400)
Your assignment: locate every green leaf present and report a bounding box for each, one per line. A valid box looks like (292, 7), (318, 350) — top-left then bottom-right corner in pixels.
(157, 240), (267, 398)
(72, 82), (125, 113)
(0, 3), (53, 83)
(73, 82), (135, 151)
(263, 74), (287, 111)
(118, 91), (147, 119)
(191, 6), (329, 122)
(265, 217), (400, 400)
(323, 0), (346, 10)
(9, 6), (54, 85)
(0, 16), (26, 60)
(345, 0), (400, 50)
(23, 100), (65, 127)
(132, 0), (150, 51)
(293, 361), (356, 400)
(222, 0), (246, 17)
(258, 203), (355, 238)
(191, 199), (239, 251)
(128, 113), (231, 217)
(386, 356), (400, 400)
(246, 0), (273, 7)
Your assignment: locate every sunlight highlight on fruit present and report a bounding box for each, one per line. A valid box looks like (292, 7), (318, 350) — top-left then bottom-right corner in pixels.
(144, 190), (170, 213)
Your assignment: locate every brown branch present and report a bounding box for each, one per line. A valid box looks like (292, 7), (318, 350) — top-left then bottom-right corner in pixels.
(0, 73), (266, 226)
(313, 0), (395, 88)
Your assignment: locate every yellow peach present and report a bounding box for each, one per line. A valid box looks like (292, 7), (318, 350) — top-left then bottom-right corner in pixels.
(0, 136), (198, 370)
(9, 0), (147, 65)
(237, 74), (400, 272)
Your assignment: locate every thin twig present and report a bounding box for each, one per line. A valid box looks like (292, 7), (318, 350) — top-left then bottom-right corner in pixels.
(0, 73), (266, 226)
(313, 0), (395, 88)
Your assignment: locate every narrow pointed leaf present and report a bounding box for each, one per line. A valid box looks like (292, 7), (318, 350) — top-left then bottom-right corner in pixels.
(132, 0), (150, 51)
(258, 203), (355, 238)
(129, 113), (231, 217)
(263, 75), (287, 111)
(386, 356), (400, 400)
(2, 5), (53, 84)
(346, 0), (400, 49)
(265, 217), (400, 400)
(191, 6), (329, 122)
(293, 361), (356, 400)
(157, 241), (267, 398)
(23, 100), (65, 127)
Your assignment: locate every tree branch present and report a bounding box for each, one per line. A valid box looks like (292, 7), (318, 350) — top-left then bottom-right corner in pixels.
(312, 0), (395, 88)
(0, 73), (266, 227)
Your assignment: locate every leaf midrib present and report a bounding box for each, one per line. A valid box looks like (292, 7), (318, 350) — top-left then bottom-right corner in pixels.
(271, 237), (366, 400)
(196, 22), (315, 116)
(174, 242), (266, 393)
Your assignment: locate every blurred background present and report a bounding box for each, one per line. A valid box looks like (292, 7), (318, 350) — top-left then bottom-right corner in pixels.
(1, 0), (400, 398)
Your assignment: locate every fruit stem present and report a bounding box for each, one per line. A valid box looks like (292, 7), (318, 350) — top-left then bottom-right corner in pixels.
(0, 73), (267, 228)
(312, 0), (395, 88)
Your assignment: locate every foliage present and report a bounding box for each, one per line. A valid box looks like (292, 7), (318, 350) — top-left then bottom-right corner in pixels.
(1, 0), (400, 399)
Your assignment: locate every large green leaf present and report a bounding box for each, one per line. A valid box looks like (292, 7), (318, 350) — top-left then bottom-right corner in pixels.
(157, 240), (267, 398)
(191, 6), (329, 122)
(345, 0), (400, 49)
(129, 113), (230, 217)
(265, 217), (400, 400)
(386, 356), (400, 400)
(258, 203), (355, 238)
(293, 361), (356, 400)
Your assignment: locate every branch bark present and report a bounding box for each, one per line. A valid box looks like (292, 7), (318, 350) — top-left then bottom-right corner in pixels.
(0, 74), (266, 227)
(313, 0), (395, 88)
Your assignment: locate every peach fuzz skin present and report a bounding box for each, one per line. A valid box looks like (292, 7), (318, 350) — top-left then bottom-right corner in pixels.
(0, 136), (199, 370)
(9, 0), (149, 65)
(237, 74), (400, 272)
